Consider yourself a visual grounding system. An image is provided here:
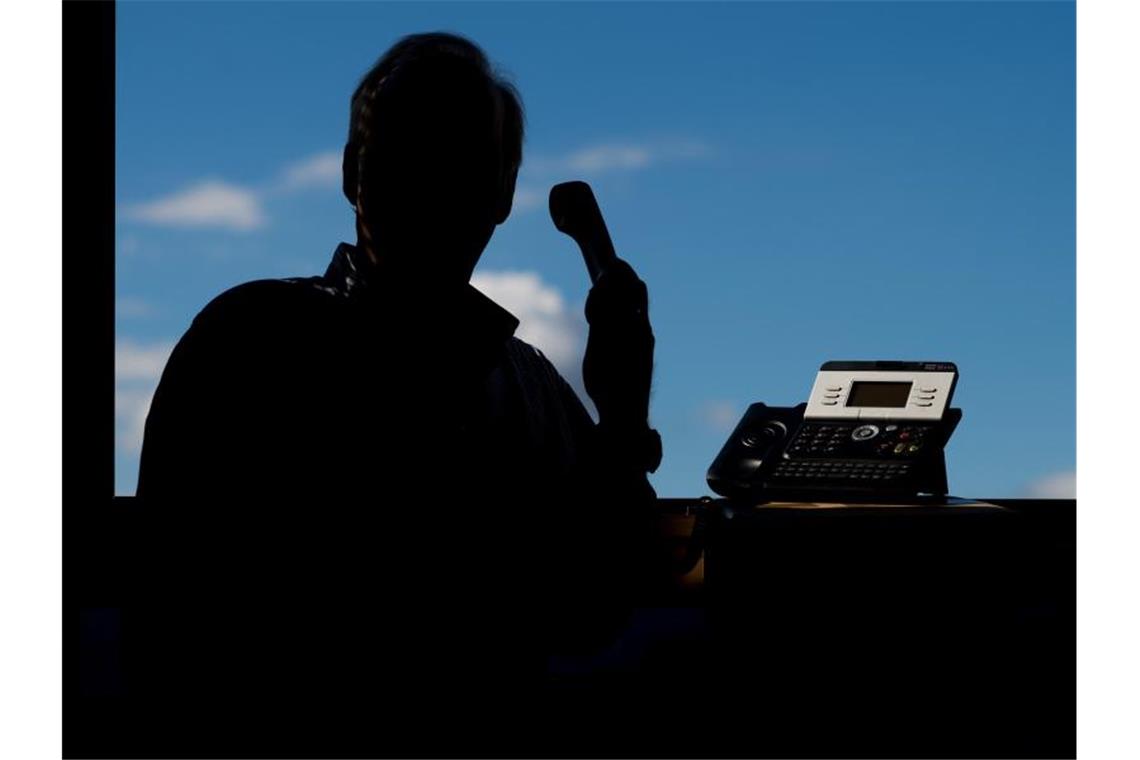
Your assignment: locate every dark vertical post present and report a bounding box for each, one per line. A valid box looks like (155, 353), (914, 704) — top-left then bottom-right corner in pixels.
(63, 2), (116, 754)
(64, 0), (115, 502)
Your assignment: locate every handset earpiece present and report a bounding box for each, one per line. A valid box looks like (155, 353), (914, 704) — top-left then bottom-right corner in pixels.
(549, 181), (619, 285)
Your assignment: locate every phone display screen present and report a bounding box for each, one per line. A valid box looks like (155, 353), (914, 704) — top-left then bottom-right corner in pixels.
(846, 381), (911, 408)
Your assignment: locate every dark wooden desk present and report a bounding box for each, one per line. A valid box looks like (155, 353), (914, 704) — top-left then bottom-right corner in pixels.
(69, 497), (1074, 758)
(678, 498), (1074, 757)
(535, 498), (1073, 757)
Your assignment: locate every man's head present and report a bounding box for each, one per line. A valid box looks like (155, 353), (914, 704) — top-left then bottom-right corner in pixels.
(343, 33), (525, 286)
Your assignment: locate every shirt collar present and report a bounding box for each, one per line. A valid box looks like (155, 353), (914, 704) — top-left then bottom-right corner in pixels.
(323, 242), (520, 342)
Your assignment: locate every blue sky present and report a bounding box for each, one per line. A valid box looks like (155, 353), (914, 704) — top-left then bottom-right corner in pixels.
(115, 1), (1075, 499)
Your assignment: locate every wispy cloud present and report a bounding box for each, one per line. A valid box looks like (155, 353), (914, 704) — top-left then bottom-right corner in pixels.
(124, 180), (267, 232)
(276, 151), (342, 192)
(695, 400), (740, 433)
(561, 144), (653, 173)
(512, 138), (711, 214)
(525, 138), (711, 177)
(1024, 470), (1076, 499)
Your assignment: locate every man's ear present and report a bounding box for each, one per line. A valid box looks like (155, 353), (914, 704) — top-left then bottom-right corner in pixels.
(494, 165), (519, 226)
(342, 142), (358, 206)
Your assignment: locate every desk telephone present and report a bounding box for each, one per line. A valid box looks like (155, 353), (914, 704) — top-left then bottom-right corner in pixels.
(707, 361), (962, 502)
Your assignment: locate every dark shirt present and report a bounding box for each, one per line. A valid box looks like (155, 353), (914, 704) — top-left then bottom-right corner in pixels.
(139, 243), (651, 505)
(133, 243), (661, 706)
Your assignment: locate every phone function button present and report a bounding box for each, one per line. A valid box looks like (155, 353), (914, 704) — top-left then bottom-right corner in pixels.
(912, 402), (933, 407)
(826, 386), (843, 392)
(919, 387), (938, 393)
(824, 393), (841, 399)
(851, 424), (880, 441)
(916, 394), (936, 401)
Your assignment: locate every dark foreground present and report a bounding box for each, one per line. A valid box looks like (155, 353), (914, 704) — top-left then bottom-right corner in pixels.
(67, 498), (1074, 758)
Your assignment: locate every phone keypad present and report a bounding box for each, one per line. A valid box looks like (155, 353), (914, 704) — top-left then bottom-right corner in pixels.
(787, 425), (854, 456)
(787, 422), (931, 458)
(768, 460), (913, 485)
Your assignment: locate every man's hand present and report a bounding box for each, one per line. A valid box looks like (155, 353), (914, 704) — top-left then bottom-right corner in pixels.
(583, 259), (655, 438)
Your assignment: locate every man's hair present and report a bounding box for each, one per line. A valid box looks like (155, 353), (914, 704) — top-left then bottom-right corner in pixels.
(347, 32), (525, 189)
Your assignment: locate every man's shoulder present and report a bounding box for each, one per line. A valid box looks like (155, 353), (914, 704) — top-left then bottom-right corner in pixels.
(195, 277), (333, 324)
(168, 277), (343, 367)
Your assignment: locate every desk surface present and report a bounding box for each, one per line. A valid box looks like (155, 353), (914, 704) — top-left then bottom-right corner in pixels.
(70, 497), (1075, 758)
(656, 495), (1074, 511)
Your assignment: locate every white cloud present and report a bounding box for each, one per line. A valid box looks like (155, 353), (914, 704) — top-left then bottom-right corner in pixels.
(696, 400), (741, 433)
(124, 180), (266, 231)
(277, 151), (342, 191)
(121, 151), (341, 235)
(470, 270), (585, 379)
(115, 339), (175, 456)
(1025, 470), (1076, 499)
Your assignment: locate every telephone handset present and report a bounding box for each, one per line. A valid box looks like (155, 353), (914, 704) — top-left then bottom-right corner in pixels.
(549, 181), (619, 285)
(707, 361), (962, 503)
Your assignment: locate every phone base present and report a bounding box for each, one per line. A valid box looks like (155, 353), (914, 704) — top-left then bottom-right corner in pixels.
(707, 403), (960, 503)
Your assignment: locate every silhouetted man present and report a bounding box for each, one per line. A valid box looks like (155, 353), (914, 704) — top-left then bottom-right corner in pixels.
(131, 33), (665, 745)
